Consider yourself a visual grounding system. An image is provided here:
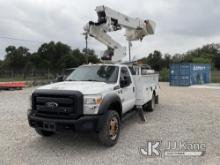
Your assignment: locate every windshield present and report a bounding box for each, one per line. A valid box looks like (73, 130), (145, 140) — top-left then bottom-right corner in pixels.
(66, 65), (119, 83)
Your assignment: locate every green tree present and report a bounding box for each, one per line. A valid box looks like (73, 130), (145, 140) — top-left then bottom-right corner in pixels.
(172, 54), (183, 63)
(71, 49), (86, 66)
(61, 49), (85, 69)
(37, 41), (72, 75)
(4, 46), (30, 77)
(146, 50), (164, 71)
(181, 43), (220, 69)
(164, 53), (172, 68)
(214, 55), (220, 70)
(0, 59), (3, 69)
(88, 54), (100, 63)
(82, 48), (95, 56)
(82, 48), (100, 64)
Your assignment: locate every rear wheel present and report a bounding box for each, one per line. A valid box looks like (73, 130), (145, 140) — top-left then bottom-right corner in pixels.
(98, 110), (120, 147)
(147, 94), (156, 112)
(35, 128), (54, 137)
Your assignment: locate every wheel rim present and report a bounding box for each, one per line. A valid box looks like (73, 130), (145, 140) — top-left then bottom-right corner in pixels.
(109, 116), (119, 140)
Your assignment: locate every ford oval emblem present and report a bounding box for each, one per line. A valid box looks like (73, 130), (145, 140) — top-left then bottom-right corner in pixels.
(46, 102), (58, 108)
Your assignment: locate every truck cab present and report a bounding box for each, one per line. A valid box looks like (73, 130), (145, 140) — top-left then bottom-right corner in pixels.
(28, 64), (159, 146)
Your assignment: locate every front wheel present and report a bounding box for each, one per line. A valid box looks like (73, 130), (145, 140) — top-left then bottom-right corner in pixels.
(98, 110), (120, 147)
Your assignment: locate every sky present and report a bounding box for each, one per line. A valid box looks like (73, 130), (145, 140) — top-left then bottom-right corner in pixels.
(0, 0), (220, 60)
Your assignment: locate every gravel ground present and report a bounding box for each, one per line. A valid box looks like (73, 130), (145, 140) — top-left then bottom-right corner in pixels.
(0, 82), (220, 165)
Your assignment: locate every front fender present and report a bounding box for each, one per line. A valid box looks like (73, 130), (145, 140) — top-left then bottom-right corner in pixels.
(98, 93), (122, 115)
(96, 93), (122, 132)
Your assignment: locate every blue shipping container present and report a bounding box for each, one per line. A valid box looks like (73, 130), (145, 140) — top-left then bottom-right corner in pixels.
(169, 63), (211, 86)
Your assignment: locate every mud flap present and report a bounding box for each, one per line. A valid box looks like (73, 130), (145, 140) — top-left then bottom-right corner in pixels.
(155, 95), (159, 104)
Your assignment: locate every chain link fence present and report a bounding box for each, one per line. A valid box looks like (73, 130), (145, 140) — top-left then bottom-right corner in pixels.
(1, 69), (219, 86)
(0, 69), (56, 87)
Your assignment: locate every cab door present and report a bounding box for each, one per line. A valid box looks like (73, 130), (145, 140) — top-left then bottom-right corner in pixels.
(119, 67), (136, 113)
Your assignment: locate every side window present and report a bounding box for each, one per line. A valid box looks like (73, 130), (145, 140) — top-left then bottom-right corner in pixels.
(128, 66), (136, 75)
(120, 67), (131, 87)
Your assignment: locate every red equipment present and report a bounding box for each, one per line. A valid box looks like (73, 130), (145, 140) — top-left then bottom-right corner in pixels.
(0, 82), (26, 89)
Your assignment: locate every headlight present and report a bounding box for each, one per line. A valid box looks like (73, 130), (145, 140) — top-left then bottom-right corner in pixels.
(84, 96), (102, 105)
(84, 95), (102, 114)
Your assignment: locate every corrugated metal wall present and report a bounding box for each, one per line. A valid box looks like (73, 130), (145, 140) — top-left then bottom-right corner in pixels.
(169, 63), (211, 86)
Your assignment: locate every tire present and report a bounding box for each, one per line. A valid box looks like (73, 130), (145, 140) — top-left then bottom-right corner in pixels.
(142, 103), (148, 112)
(147, 94), (156, 112)
(98, 110), (120, 147)
(35, 128), (54, 137)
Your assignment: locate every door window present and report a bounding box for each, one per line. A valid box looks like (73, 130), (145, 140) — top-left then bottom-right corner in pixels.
(120, 67), (131, 88)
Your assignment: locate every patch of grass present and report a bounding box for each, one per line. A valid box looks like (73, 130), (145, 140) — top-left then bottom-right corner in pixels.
(159, 68), (169, 82)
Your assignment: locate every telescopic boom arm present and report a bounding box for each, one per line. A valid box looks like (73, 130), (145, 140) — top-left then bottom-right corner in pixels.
(84, 6), (156, 62)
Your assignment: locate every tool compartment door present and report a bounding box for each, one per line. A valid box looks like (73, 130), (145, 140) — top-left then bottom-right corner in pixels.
(133, 74), (159, 106)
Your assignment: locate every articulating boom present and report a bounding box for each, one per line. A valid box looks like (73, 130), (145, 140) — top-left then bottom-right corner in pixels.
(84, 6), (156, 62)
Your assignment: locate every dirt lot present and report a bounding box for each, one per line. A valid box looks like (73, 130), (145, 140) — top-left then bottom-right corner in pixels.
(0, 83), (220, 165)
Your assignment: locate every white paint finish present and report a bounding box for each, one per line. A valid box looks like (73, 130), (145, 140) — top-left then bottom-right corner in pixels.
(37, 81), (116, 95)
(121, 84), (136, 112)
(36, 64), (159, 113)
(133, 74), (159, 105)
(117, 66), (136, 113)
(84, 5), (155, 62)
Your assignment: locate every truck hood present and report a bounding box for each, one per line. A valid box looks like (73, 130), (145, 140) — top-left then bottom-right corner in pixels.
(37, 81), (116, 95)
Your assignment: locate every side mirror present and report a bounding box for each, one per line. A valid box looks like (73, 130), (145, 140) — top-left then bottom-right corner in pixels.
(56, 75), (64, 82)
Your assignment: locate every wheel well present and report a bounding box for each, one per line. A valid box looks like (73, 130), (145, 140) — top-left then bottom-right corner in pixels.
(108, 101), (122, 118)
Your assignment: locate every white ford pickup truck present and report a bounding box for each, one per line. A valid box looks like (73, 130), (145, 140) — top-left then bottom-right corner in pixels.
(28, 63), (159, 146)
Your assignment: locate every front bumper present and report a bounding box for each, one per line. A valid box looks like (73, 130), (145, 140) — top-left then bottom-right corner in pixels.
(28, 110), (105, 132)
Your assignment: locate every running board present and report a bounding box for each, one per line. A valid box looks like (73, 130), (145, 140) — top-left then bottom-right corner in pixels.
(122, 107), (146, 122)
(122, 109), (137, 121)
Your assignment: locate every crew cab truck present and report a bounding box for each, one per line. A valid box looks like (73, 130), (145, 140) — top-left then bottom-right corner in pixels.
(28, 64), (159, 146)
